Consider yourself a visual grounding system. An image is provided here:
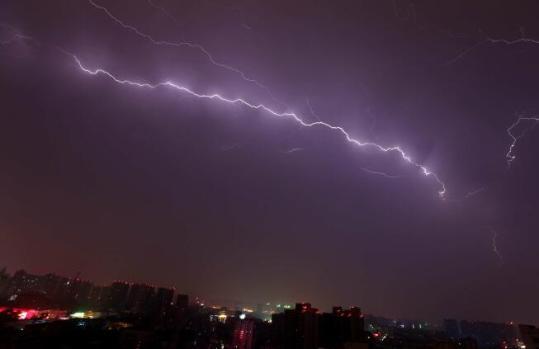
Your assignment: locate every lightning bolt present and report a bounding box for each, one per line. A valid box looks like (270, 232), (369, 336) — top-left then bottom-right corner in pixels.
(307, 98), (399, 180)
(463, 186), (486, 199)
(146, 0), (180, 26)
(87, 0), (282, 107)
(0, 33), (30, 45)
(284, 147), (304, 154)
(305, 98), (322, 122)
(505, 116), (539, 167)
(486, 37), (539, 45)
(0, 22), (448, 198)
(447, 28), (539, 65)
(447, 31), (539, 167)
(490, 229), (504, 266)
(0, 23), (32, 45)
(360, 167), (401, 179)
(486, 27), (539, 45)
(67, 53), (447, 197)
(445, 40), (485, 65)
(466, 31), (539, 168)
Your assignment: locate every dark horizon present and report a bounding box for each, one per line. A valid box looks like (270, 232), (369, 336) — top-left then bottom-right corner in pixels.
(1, 0), (539, 325)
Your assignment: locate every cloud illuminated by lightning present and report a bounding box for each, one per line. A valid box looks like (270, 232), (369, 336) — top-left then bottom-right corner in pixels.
(87, 0), (282, 106)
(68, 53), (447, 197)
(506, 116), (539, 167)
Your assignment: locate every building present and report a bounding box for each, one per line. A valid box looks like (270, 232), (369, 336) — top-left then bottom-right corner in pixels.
(271, 303), (367, 349)
(154, 287), (174, 311)
(176, 294), (189, 309)
(149, 287), (174, 322)
(126, 283), (154, 314)
(70, 280), (94, 307)
(87, 285), (106, 308)
(272, 302), (319, 349)
(319, 306), (365, 348)
(107, 281), (130, 311)
(232, 317), (255, 349)
(40, 273), (70, 303)
(6, 270), (41, 296)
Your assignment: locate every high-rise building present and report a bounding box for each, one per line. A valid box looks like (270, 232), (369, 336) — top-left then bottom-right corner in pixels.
(232, 317), (255, 349)
(152, 287), (174, 317)
(272, 302), (319, 349)
(107, 281), (130, 311)
(272, 303), (366, 349)
(87, 285), (105, 308)
(319, 306), (365, 348)
(40, 273), (70, 302)
(7, 270), (41, 295)
(126, 283), (154, 314)
(70, 279), (94, 307)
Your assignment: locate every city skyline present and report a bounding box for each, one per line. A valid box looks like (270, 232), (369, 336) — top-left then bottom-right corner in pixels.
(0, 265), (530, 328)
(1, 264), (537, 348)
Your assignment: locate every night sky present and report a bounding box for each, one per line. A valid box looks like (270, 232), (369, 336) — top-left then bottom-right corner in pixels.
(1, 0), (539, 324)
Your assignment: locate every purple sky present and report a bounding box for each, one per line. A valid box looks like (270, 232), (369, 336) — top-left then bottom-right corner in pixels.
(1, 0), (539, 324)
